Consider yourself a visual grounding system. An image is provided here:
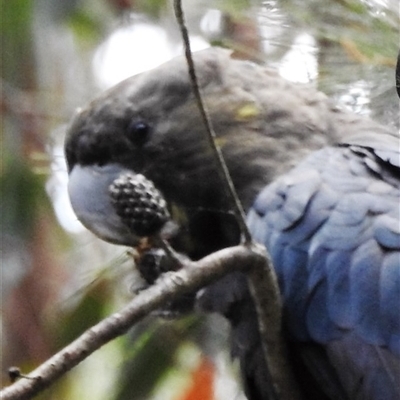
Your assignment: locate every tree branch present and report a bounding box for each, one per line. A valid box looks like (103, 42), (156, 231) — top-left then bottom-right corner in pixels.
(173, 0), (252, 244)
(173, 2), (302, 399)
(247, 256), (303, 400)
(0, 244), (266, 400)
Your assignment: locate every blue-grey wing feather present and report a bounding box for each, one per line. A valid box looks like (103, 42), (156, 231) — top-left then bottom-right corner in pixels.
(247, 132), (400, 398)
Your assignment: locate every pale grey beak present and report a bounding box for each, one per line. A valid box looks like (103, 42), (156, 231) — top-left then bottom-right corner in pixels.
(68, 163), (140, 246)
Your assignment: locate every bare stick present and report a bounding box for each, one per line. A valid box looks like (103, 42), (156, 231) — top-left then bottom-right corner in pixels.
(248, 255), (303, 400)
(173, 0), (252, 244)
(172, 2), (302, 399)
(0, 245), (266, 400)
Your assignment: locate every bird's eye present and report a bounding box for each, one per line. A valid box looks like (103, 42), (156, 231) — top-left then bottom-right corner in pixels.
(127, 119), (151, 146)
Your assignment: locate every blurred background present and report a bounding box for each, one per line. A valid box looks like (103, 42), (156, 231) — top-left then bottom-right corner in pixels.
(1, 0), (399, 399)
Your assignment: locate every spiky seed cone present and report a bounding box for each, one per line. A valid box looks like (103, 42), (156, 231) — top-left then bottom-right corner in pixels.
(109, 173), (170, 237)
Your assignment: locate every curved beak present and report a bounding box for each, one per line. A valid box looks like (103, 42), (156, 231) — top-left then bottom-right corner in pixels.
(68, 163), (140, 246)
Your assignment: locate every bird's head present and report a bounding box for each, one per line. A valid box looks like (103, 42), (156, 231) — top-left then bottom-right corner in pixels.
(65, 47), (332, 248)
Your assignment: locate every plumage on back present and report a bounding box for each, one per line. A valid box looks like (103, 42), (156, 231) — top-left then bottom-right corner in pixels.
(247, 132), (400, 399)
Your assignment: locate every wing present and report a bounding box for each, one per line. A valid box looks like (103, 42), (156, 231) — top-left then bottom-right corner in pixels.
(247, 132), (400, 399)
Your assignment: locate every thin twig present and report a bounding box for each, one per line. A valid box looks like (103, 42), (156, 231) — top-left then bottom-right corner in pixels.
(0, 245), (266, 400)
(173, 0), (252, 244)
(248, 258), (303, 400)
(172, 3), (303, 399)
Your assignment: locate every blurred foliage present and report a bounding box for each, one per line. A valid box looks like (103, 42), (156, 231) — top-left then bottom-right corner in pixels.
(55, 279), (113, 346)
(1, 0), (33, 85)
(1, 0), (399, 399)
(115, 317), (200, 400)
(213, 0), (253, 16)
(0, 160), (49, 238)
(67, 8), (105, 44)
(280, 0), (398, 59)
(177, 357), (215, 400)
(133, 0), (167, 17)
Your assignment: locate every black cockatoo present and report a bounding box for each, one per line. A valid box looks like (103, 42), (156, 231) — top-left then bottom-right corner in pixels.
(65, 48), (400, 400)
